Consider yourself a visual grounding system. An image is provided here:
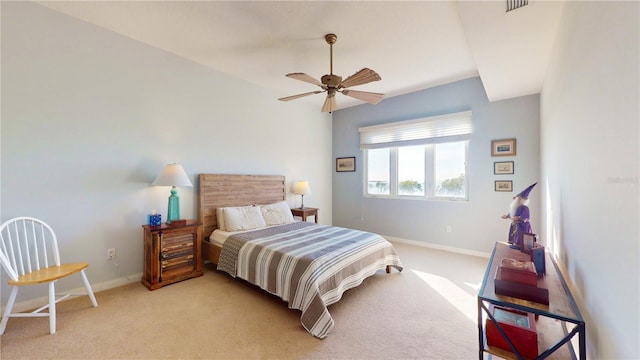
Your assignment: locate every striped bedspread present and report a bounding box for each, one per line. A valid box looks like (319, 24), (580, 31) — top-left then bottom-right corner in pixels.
(217, 221), (403, 339)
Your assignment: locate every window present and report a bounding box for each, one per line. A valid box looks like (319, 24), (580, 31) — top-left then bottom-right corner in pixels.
(367, 148), (390, 195)
(434, 142), (466, 198)
(360, 111), (471, 200)
(398, 146), (425, 196)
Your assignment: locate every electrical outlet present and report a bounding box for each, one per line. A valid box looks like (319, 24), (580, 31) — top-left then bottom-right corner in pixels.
(446, 225), (452, 233)
(107, 248), (116, 260)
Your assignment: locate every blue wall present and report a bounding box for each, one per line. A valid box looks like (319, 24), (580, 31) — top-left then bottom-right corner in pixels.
(332, 77), (540, 254)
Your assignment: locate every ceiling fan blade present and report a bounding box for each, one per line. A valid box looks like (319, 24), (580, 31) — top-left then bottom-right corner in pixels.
(285, 73), (323, 87)
(278, 90), (324, 101)
(339, 68), (381, 89)
(341, 90), (385, 104)
(321, 95), (337, 113)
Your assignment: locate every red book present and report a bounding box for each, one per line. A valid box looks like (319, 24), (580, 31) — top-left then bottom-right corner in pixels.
(486, 304), (538, 359)
(494, 271), (549, 305)
(498, 258), (538, 286)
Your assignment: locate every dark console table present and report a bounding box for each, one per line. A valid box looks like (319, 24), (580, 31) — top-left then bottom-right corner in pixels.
(477, 242), (586, 359)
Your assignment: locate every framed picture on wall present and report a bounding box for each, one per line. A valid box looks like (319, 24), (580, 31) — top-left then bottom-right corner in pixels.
(495, 180), (513, 192)
(491, 139), (517, 156)
(336, 157), (356, 172)
(494, 161), (514, 174)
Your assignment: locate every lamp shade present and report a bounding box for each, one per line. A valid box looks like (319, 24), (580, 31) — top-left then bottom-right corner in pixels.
(152, 164), (192, 187)
(294, 181), (311, 195)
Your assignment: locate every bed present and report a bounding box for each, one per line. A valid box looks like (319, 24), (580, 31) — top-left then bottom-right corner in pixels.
(198, 174), (403, 338)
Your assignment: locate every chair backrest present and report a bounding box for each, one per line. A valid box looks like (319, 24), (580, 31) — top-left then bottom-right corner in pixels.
(0, 217), (61, 281)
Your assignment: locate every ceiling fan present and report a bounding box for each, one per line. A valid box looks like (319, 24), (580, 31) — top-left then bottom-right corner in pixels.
(278, 33), (384, 113)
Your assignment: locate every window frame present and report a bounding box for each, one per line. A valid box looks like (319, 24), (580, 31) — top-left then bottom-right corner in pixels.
(359, 111), (472, 202)
(363, 141), (469, 201)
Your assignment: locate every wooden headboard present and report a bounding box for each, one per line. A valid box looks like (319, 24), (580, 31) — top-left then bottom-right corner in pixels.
(198, 174), (286, 239)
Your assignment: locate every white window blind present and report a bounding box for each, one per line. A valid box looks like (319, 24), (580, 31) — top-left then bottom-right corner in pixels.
(359, 111), (472, 149)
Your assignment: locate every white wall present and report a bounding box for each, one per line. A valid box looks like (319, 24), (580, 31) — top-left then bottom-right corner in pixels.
(332, 77), (540, 255)
(1, 2), (332, 305)
(541, 1), (639, 358)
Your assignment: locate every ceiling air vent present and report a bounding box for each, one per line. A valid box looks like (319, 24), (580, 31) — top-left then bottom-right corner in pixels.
(506, 0), (528, 12)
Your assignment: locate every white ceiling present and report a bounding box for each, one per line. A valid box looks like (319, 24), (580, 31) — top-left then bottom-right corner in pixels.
(37, 1), (565, 111)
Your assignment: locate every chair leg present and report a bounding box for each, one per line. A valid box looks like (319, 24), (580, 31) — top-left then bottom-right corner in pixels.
(0, 286), (19, 335)
(80, 270), (98, 307)
(49, 282), (56, 334)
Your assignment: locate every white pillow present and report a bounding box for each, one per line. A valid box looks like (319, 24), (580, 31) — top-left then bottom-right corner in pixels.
(223, 205), (267, 232)
(216, 208), (226, 231)
(260, 201), (295, 226)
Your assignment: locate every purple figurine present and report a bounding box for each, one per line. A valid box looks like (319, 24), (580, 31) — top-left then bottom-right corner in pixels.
(501, 182), (537, 246)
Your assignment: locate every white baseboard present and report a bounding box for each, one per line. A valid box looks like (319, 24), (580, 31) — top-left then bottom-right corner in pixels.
(3, 239), (487, 314)
(384, 235), (490, 258)
(2, 272), (142, 314)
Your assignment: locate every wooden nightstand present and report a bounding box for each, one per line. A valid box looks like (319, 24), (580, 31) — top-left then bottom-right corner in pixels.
(142, 220), (203, 290)
(291, 207), (318, 223)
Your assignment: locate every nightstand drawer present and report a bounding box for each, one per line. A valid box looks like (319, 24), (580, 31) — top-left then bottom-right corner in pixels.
(161, 254), (194, 270)
(161, 239), (193, 253)
(162, 232), (193, 245)
(161, 248), (193, 260)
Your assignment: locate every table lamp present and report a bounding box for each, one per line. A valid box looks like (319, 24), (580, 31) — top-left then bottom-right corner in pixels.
(152, 163), (192, 224)
(294, 181), (311, 209)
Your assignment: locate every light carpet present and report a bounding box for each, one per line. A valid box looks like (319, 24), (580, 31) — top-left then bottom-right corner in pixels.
(0, 242), (489, 359)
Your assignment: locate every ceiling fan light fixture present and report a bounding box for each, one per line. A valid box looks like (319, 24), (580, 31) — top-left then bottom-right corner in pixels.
(322, 95), (337, 113)
(279, 32), (384, 112)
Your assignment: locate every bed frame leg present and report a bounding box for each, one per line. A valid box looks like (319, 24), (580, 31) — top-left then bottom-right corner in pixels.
(386, 265), (391, 273)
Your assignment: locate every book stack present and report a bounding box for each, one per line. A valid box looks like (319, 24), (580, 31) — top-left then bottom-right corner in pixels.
(494, 258), (549, 305)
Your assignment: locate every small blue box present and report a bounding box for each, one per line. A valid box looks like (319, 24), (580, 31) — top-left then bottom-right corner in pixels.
(530, 244), (545, 274)
(148, 214), (162, 226)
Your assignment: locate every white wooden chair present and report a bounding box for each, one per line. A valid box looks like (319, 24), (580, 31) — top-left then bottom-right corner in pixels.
(0, 217), (98, 334)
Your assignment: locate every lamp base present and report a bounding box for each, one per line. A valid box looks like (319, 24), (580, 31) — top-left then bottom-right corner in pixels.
(166, 187), (181, 224)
